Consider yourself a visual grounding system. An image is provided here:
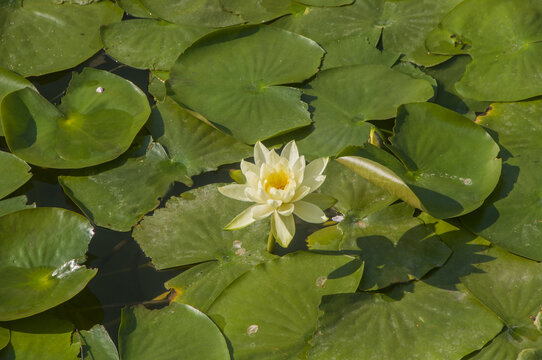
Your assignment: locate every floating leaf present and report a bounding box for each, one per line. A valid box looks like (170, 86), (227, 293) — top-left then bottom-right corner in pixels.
(115, 0), (154, 18)
(0, 67), (36, 137)
(0, 312), (80, 359)
(208, 252), (363, 360)
(426, 0), (542, 101)
(118, 303), (230, 360)
(423, 55), (490, 119)
(298, 0), (353, 6)
(339, 203), (451, 290)
(59, 136), (190, 232)
(168, 25), (324, 144)
(272, 0), (383, 45)
(0, 151), (31, 200)
(2, 68), (150, 169)
(0, 196), (34, 218)
(136, 0), (241, 27)
(77, 325), (119, 360)
(378, 0), (462, 66)
(321, 35), (399, 70)
(307, 281), (503, 360)
(462, 101), (542, 260)
(0, 208), (96, 321)
(0, 0), (122, 77)
(338, 102), (501, 218)
(0, 328), (7, 351)
(221, 0), (297, 23)
(133, 184), (270, 269)
(148, 98), (253, 177)
(297, 65), (434, 158)
(101, 19), (211, 71)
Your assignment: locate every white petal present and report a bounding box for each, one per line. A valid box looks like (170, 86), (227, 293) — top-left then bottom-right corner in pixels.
(251, 204), (275, 220)
(272, 212), (295, 248)
(266, 199), (282, 208)
(293, 200), (328, 223)
(224, 205), (258, 230)
(218, 184), (251, 202)
(277, 203), (294, 216)
(254, 142), (270, 166)
(246, 187), (266, 203)
(281, 140), (299, 164)
(241, 160), (259, 178)
(292, 155), (305, 184)
(291, 185), (311, 202)
(302, 157), (329, 190)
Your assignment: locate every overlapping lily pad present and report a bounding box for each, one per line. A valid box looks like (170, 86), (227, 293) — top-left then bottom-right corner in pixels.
(0, 196), (34, 218)
(118, 303), (230, 360)
(208, 252), (363, 360)
(338, 102), (502, 218)
(136, 0), (241, 27)
(297, 64), (434, 158)
(425, 0), (542, 101)
(148, 98), (253, 177)
(101, 19), (211, 71)
(168, 25), (324, 144)
(0, 208), (96, 321)
(77, 325), (119, 360)
(221, 0), (298, 23)
(0, 67), (36, 137)
(0, 311), (80, 359)
(59, 136), (190, 232)
(0, 328), (7, 352)
(0, 151), (31, 200)
(0, 0), (122, 77)
(461, 101), (542, 260)
(1, 68), (150, 169)
(307, 281), (503, 360)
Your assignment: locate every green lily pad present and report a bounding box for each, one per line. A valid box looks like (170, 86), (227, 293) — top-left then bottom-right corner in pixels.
(0, 208), (96, 321)
(101, 19), (211, 71)
(0, 67), (36, 137)
(0, 151), (31, 200)
(378, 0), (461, 66)
(0, 196), (35, 218)
(297, 64), (434, 158)
(221, 0), (297, 23)
(0, 328), (7, 351)
(338, 102), (502, 218)
(321, 35), (400, 70)
(320, 160), (397, 217)
(0, 0), (122, 77)
(166, 248), (275, 312)
(1, 68), (150, 169)
(338, 203), (451, 290)
(425, 0), (542, 101)
(118, 303), (230, 360)
(299, 0), (353, 6)
(148, 98), (253, 177)
(272, 0), (383, 45)
(423, 55), (490, 119)
(208, 252), (363, 360)
(133, 184), (270, 269)
(148, 72), (167, 102)
(137, 0), (241, 27)
(77, 325), (119, 360)
(462, 101), (542, 261)
(0, 311), (80, 360)
(168, 25), (324, 144)
(116, 0), (154, 18)
(59, 136), (190, 232)
(307, 281), (503, 360)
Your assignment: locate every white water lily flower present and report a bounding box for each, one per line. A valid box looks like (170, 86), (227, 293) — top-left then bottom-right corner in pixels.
(218, 140), (329, 249)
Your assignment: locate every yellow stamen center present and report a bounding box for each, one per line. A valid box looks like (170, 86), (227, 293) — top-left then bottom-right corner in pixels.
(265, 170), (289, 192)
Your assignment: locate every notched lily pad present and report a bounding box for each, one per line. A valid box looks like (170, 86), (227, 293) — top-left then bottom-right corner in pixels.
(0, 66), (36, 137)
(0, 196), (35, 218)
(338, 102), (502, 218)
(59, 136), (190, 232)
(168, 25), (324, 144)
(208, 252), (363, 360)
(462, 101), (542, 261)
(0, 208), (96, 321)
(297, 64), (434, 158)
(0, 0), (123, 77)
(1, 68), (150, 169)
